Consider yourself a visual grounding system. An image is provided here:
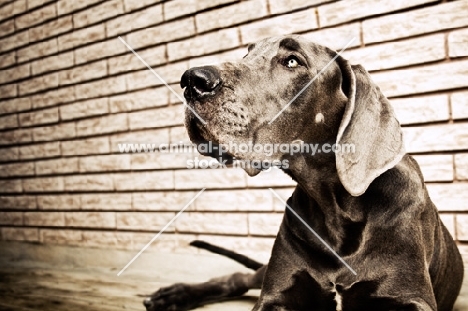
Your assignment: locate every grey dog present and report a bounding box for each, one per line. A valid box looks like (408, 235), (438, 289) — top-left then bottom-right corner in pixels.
(144, 35), (464, 311)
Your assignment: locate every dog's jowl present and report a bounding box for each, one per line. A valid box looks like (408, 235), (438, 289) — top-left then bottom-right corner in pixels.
(144, 35), (464, 311)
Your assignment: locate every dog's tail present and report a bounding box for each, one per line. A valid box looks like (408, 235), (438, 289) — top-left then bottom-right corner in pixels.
(189, 240), (264, 271)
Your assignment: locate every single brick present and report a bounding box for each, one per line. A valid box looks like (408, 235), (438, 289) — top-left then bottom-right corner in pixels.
(0, 195), (36, 209)
(19, 142), (60, 160)
(412, 155), (454, 182)
(0, 212), (23, 225)
(0, 114), (18, 130)
(391, 94), (449, 126)
(196, 0), (268, 33)
(81, 193), (131, 210)
(363, 1), (468, 44)
(116, 212), (176, 231)
(128, 105), (184, 130)
(109, 87), (169, 113)
(65, 212), (116, 228)
(61, 137), (110, 156)
(167, 28), (239, 62)
(24, 211), (65, 226)
(176, 212), (248, 235)
(73, 0), (124, 29)
(31, 51), (74, 75)
(37, 195), (81, 210)
(0, 51), (16, 68)
(403, 124), (468, 153)
(449, 27), (468, 58)
(35, 157), (79, 175)
(302, 23), (361, 50)
(19, 107), (59, 127)
(132, 191), (197, 211)
(0, 162), (34, 177)
(22, 177), (64, 192)
(240, 8), (318, 44)
(174, 168), (247, 189)
(75, 76), (126, 99)
(113, 171), (174, 190)
(76, 113), (128, 137)
(59, 60), (107, 85)
(74, 38), (126, 65)
(0, 180), (23, 193)
(60, 98), (109, 121)
(427, 183), (468, 212)
(32, 122), (75, 142)
(79, 154), (131, 172)
(63, 174), (114, 191)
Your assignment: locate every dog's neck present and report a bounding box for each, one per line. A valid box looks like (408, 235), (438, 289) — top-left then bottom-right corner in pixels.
(282, 151), (366, 253)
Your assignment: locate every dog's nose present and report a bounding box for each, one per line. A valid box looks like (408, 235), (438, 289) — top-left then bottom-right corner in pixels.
(143, 297), (153, 309)
(180, 66), (222, 100)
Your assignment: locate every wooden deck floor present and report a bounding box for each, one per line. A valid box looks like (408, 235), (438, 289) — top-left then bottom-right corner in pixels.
(0, 242), (467, 311)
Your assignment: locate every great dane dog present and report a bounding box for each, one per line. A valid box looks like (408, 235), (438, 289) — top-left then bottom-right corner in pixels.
(143, 35), (464, 311)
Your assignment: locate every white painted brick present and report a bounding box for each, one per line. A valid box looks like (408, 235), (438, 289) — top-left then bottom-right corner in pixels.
(0, 212), (23, 225)
(344, 34), (445, 72)
(80, 230), (132, 249)
(75, 76), (126, 99)
(449, 28), (468, 58)
(455, 154), (468, 180)
(18, 73), (59, 96)
(0, 147), (19, 162)
(249, 213), (284, 236)
(176, 212), (248, 235)
(32, 122), (75, 142)
(79, 154), (131, 172)
(19, 142), (60, 160)
(427, 183), (468, 212)
(456, 214), (468, 241)
(74, 38), (126, 65)
(0, 0), (27, 19)
(37, 195), (80, 210)
(128, 105), (184, 130)
(58, 24), (105, 51)
(76, 114), (128, 137)
(0, 128), (31, 145)
(15, 2), (56, 29)
(117, 212), (176, 231)
(403, 124), (468, 153)
(196, 0), (268, 33)
(59, 60), (107, 85)
(0, 98), (30, 114)
(31, 86), (75, 109)
(29, 15), (73, 43)
(24, 211), (65, 226)
(0, 114), (18, 130)
(174, 168), (247, 189)
(390, 95), (449, 126)
(451, 92), (468, 120)
(1, 227), (39, 241)
(271, 188), (295, 211)
(270, 0), (327, 14)
(0, 195), (36, 209)
(412, 155), (454, 182)
(61, 137), (110, 156)
(163, 0), (197, 20)
(109, 88), (169, 113)
(302, 23), (361, 50)
(124, 0), (162, 12)
(132, 191), (197, 211)
(35, 158), (79, 175)
(108, 45), (166, 75)
(31, 51), (74, 75)
(371, 61), (468, 98)
(319, 0), (436, 27)
(130, 152), (195, 170)
(363, 1), (468, 44)
(0, 63), (30, 84)
(124, 61), (187, 91)
(0, 51), (16, 68)
(169, 126), (189, 143)
(0, 84), (17, 99)
(22, 177), (64, 192)
(63, 175), (114, 191)
(132, 232), (198, 253)
(0, 162), (34, 177)
(0, 30), (28, 53)
(106, 4), (164, 37)
(188, 48), (245, 68)
(167, 28), (239, 62)
(40, 229), (82, 245)
(240, 8), (318, 44)
(81, 193), (131, 210)
(19, 107), (59, 127)
(65, 212), (116, 228)
(17, 38), (56, 63)
(110, 128), (170, 153)
(113, 171), (174, 190)
(60, 98), (109, 121)
(195, 189), (273, 211)
(73, 0), (124, 28)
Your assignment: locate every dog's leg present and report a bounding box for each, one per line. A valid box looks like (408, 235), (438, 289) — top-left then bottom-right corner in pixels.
(143, 265), (266, 311)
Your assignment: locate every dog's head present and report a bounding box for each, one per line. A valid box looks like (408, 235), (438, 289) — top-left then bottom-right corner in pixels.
(182, 35), (404, 196)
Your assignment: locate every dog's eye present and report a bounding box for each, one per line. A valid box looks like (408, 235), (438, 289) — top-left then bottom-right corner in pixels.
(284, 56), (300, 68)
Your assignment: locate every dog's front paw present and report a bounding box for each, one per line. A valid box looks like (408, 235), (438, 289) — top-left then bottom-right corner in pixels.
(143, 283), (200, 311)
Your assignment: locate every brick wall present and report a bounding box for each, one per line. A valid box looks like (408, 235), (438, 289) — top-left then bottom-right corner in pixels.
(0, 0), (467, 262)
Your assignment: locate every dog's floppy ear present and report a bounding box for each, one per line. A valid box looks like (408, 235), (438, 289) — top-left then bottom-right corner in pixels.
(335, 58), (405, 196)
